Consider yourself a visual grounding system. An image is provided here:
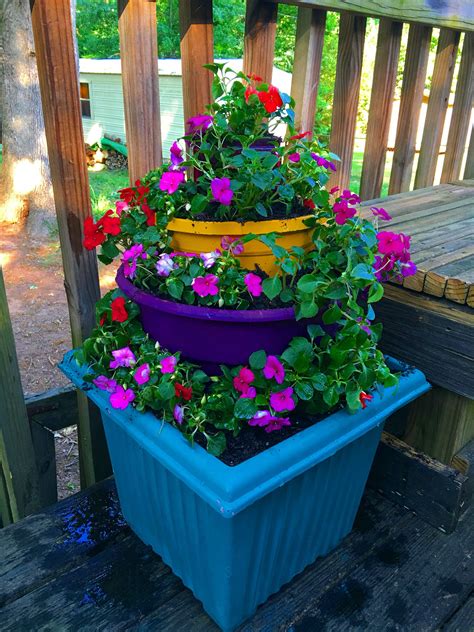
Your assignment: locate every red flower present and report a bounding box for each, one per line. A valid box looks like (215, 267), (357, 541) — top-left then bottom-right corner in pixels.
(99, 314), (106, 326)
(175, 382), (193, 401)
(141, 202), (156, 226)
(359, 392), (373, 409)
(290, 131), (311, 140)
(136, 180), (150, 204)
(258, 86), (283, 113)
(118, 180), (149, 206)
(245, 85), (258, 103)
(248, 73), (263, 82)
(99, 210), (121, 236)
(83, 216), (106, 250)
(111, 296), (128, 323)
(303, 199), (315, 210)
(118, 186), (136, 205)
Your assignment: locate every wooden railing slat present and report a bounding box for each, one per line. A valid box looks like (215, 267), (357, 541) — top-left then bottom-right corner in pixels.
(414, 28), (461, 190)
(328, 13), (366, 192)
(179, 0), (214, 122)
(243, 0), (278, 83)
(465, 125), (474, 179)
(359, 19), (402, 200)
(118, 0), (162, 183)
(388, 24), (432, 195)
(441, 33), (474, 183)
(291, 7), (326, 133)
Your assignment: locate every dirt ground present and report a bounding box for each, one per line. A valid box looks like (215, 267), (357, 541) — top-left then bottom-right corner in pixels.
(0, 224), (116, 499)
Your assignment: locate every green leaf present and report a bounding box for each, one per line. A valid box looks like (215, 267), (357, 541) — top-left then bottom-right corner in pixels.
(323, 386), (339, 407)
(280, 288), (294, 303)
(249, 349), (267, 370)
(206, 432), (227, 456)
(255, 202), (268, 217)
(166, 278), (184, 300)
(300, 300), (318, 318)
(192, 369), (210, 384)
(190, 194), (208, 215)
(368, 282), (384, 303)
(262, 276), (282, 300)
(322, 304), (342, 324)
(307, 324), (325, 339)
(346, 388), (361, 411)
(101, 239), (120, 259)
(278, 184), (295, 200)
(323, 284), (347, 300)
(311, 373), (327, 391)
(297, 274), (319, 293)
(234, 398), (258, 420)
(251, 172), (274, 190)
(158, 381), (175, 400)
(295, 381), (314, 400)
(351, 263), (374, 281)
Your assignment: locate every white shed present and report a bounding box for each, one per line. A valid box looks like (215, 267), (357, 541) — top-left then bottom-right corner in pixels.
(78, 59), (292, 158)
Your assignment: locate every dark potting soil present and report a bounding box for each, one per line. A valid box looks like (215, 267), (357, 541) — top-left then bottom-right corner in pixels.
(175, 202), (311, 223)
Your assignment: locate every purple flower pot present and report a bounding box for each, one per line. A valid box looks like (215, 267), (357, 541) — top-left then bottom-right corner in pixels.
(116, 267), (307, 373)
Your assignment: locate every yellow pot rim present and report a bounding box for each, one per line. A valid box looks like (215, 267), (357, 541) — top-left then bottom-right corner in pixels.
(167, 215), (313, 236)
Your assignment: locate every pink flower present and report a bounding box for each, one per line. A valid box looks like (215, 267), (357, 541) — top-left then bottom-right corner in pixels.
(233, 367), (255, 394)
(288, 152), (300, 163)
(192, 274), (219, 297)
(377, 231), (405, 257)
(115, 200), (129, 215)
(173, 404), (184, 424)
(211, 177), (234, 206)
(156, 253), (177, 277)
(265, 416), (291, 432)
(186, 114), (213, 134)
(170, 141), (184, 167)
(160, 355), (177, 374)
(248, 410), (291, 432)
(240, 387), (257, 399)
(401, 261), (417, 277)
(122, 243), (147, 278)
(93, 375), (118, 392)
(110, 385), (135, 410)
(311, 153), (336, 172)
(270, 387), (295, 412)
(263, 355), (285, 384)
(329, 186), (340, 195)
(341, 189), (360, 204)
(371, 206), (392, 221)
(159, 170), (185, 194)
(221, 236), (244, 255)
(110, 347), (136, 369)
(244, 273), (262, 297)
(333, 200), (357, 225)
(200, 250), (221, 269)
(134, 363), (150, 385)
(248, 410), (272, 427)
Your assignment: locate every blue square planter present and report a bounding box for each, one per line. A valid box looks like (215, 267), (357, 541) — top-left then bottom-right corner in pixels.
(61, 352), (429, 631)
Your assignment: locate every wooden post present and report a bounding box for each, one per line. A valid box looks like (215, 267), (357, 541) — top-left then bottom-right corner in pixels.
(31, 0), (111, 488)
(243, 0), (278, 83)
(0, 266), (41, 523)
(291, 8), (326, 134)
(465, 125), (474, 179)
(118, 0), (162, 184)
(179, 0), (214, 123)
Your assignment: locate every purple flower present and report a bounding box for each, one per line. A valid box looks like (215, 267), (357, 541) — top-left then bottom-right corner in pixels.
(263, 355), (285, 384)
(357, 317), (372, 336)
(173, 404), (184, 424)
(200, 249), (221, 269)
(134, 363), (150, 385)
(192, 274), (219, 297)
(110, 347), (136, 369)
(244, 273), (262, 297)
(93, 375), (118, 393)
(160, 355), (177, 374)
(211, 177), (234, 206)
(240, 386), (257, 399)
(221, 235), (244, 255)
(170, 141), (184, 168)
(186, 114), (213, 134)
(401, 261), (417, 277)
(248, 410), (291, 432)
(159, 170), (185, 194)
(311, 153), (336, 172)
(110, 385), (135, 410)
(156, 253), (177, 277)
(122, 243), (147, 278)
(288, 152), (300, 163)
(371, 206), (392, 221)
(270, 387), (295, 412)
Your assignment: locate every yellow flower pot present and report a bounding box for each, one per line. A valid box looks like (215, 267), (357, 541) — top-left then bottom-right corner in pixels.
(167, 216), (314, 274)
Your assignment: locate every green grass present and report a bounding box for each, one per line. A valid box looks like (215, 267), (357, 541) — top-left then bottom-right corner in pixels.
(88, 168), (130, 218)
(350, 151), (392, 198)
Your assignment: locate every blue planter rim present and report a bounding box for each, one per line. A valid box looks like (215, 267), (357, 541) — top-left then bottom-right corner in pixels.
(60, 351), (429, 517)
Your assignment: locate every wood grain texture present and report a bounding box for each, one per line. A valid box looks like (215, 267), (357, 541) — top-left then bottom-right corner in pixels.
(0, 266), (40, 523)
(360, 19), (402, 200)
(26, 385), (78, 432)
(441, 33), (474, 183)
(267, 0), (474, 31)
(243, 0), (278, 83)
(415, 29), (461, 189)
(31, 0), (111, 488)
(118, 0), (162, 183)
(328, 13), (366, 191)
(30, 421), (57, 509)
(463, 123), (474, 179)
(291, 7), (326, 133)
(179, 0), (214, 123)
(388, 24), (432, 194)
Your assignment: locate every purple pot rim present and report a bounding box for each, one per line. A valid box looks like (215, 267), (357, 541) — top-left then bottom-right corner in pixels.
(116, 266), (297, 323)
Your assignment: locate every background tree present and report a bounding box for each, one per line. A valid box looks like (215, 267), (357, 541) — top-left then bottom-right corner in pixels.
(0, 0), (56, 237)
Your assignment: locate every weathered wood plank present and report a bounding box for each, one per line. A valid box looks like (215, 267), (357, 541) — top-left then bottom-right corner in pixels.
(0, 266), (40, 523)
(26, 385), (78, 432)
(243, 0), (278, 83)
(441, 33), (474, 183)
(179, 0), (214, 123)
(464, 125), (474, 179)
(415, 29), (461, 189)
(266, 0), (474, 32)
(118, 0), (162, 183)
(328, 13), (366, 191)
(442, 596), (474, 632)
(30, 421), (57, 509)
(31, 0), (111, 488)
(359, 19), (402, 200)
(291, 7), (326, 133)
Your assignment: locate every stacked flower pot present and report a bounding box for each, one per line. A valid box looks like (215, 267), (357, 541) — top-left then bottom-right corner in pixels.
(62, 66), (429, 631)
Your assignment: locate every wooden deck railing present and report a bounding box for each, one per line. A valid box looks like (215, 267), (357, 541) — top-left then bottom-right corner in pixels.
(1, 0), (473, 521)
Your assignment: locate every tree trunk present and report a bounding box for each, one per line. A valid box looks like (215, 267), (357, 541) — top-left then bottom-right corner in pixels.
(0, 0), (56, 237)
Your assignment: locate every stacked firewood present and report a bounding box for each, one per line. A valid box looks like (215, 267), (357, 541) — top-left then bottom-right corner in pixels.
(85, 143), (128, 171)
(105, 150), (128, 171)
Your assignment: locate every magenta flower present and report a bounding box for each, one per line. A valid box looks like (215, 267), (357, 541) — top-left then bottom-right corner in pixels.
(93, 375), (118, 392)
(170, 141), (184, 167)
(377, 231), (405, 257)
(311, 153), (336, 172)
(110, 346), (136, 369)
(373, 254), (396, 282)
(122, 243), (147, 278)
(115, 200), (129, 215)
(186, 114), (213, 134)
(134, 363), (150, 385)
(156, 253), (177, 277)
(192, 274), (219, 297)
(240, 386), (257, 399)
(110, 385), (135, 410)
(263, 355), (285, 384)
(329, 186), (340, 195)
(401, 261), (417, 277)
(288, 152), (300, 163)
(211, 177), (234, 206)
(159, 170), (185, 194)
(200, 250), (221, 269)
(160, 355), (177, 374)
(173, 404), (184, 424)
(248, 410), (291, 432)
(233, 366), (255, 394)
(333, 200), (357, 225)
(270, 387), (295, 412)
(221, 235), (244, 255)
(265, 416), (291, 433)
(341, 189), (360, 204)
(244, 273), (262, 297)
(371, 206), (392, 221)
